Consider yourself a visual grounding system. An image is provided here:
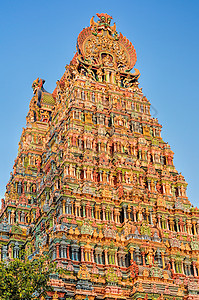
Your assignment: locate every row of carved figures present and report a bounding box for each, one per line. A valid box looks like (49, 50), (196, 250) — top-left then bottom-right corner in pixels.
(68, 113), (160, 137)
(2, 197), (198, 236)
(48, 242), (199, 277)
(72, 87), (150, 114)
(60, 167), (184, 195)
(12, 167), (184, 200)
(1, 240), (198, 278)
(50, 202), (199, 235)
(66, 137), (168, 162)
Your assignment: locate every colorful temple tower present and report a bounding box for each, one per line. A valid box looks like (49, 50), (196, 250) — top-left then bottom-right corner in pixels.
(1, 13), (199, 300)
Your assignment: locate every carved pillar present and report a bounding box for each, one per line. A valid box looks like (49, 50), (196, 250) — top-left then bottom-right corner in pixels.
(17, 211), (21, 223)
(60, 245), (64, 258)
(111, 253), (115, 265)
(67, 245), (70, 259)
(13, 243), (19, 259)
(56, 244), (60, 259)
(63, 246), (67, 258)
(102, 207), (106, 221)
(141, 252), (146, 266)
(71, 201), (74, 215)
(179, 262), (182, 273)
(105, 209), (108, 221)
(181, 261), (185, 275)
(99, 170), (102, 182)
(114, 209), (118, 223)
(91, 205), (94, 218)
(11, 245), (14, 259)
(127, 206), (131, 221)
(11, 211), (15, 224)
(169, 217), (174, 231)
(192, 221), (197, 235)
(8, 211), (11, 224)
(71, 247), (75, 260)
(91, 249), (94, 263)
(123, 205), (127, 220)
(81, 246), (84, 262)
(171, 259), (175, 273)
(157, 215), (161, 228)
(175, 262), (179, 273)
(161, 252), (165, 269)
(88, 205), (91, 218)
(129, 248), (134, 263)
(108, 252), (112, 265)
(85, 206), (88, 218)
(104, 249), (108, 265)
(186, 220), (192, 235)
(74, 203), (77, 216)
(84, 250), (88, 262)
(62, 200), (66, 215)
(2, 245), (7, 260)
(95, 253), (99, 264)
(156, 249), (162, 267)
(82, 204), (86, 218)
(66, 202), (69, 214)
(95, 207), (98, 219)
(176, 219), (179, 232)
(184, 263), (188, 275)
(89, 250), (91, 262)
(135, 247), (141, 265)
(193, 261), (197, 277)
(115, 252), (118, 266)
(111, 208), (114, 222)
(133, 207), (137, 222)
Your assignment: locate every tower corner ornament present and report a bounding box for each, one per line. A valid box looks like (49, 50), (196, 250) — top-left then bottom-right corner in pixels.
(1, 13), (199, 300)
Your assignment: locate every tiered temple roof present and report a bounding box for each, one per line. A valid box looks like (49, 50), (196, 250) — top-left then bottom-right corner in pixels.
(1, 13), (199, 300)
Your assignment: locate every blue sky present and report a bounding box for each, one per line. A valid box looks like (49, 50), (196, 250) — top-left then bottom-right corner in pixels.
(0, 0), (198, 206)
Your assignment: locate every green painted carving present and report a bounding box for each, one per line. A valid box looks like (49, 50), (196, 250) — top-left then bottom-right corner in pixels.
(150, 266), (163, 278)
(140, 221), (151, 236)
(80, 221), (94, 235)
(11, 224), (23, 235)
(105, 267), (118, 283)
(191, 239), (199, 250)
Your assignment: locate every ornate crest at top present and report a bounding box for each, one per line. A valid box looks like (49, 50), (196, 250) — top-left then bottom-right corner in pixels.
(77, 13), (137, 73)
(90, 13), (117, 37)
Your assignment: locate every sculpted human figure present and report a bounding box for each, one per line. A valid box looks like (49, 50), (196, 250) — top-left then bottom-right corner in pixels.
(97, 68), (103, 82)
(146, 247), (154, 265)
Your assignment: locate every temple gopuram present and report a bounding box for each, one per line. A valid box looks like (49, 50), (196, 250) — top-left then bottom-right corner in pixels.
(1, 13), (199, 300)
